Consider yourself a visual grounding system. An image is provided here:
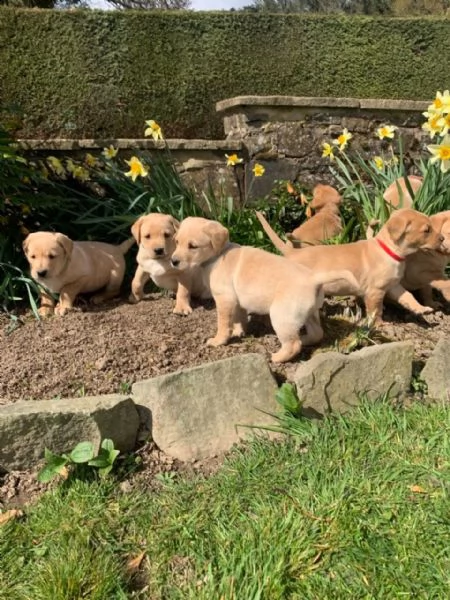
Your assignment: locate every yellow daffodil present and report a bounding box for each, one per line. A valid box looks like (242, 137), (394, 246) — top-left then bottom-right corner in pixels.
(40, 164), (49, 179)
(439, 113), (450, 136)
(102, 145), (118, 160)
(376, 125), (398, 140)
(321, 142), (335, 161)
(333, 128), (352, 150)
(85, 153), (98, 167)
(66, 159), (76, 174)
(124, 156), (149, 181)
(144, 120), (163, 141)
(47, 156), (66, 178)
(422, 111), (445, 139)
(73, 166), (90, 182)
(373, 156), (384, 170)
(225, 153), (244, 167)
(428, 90), (450, 115)
(252, 163), (265, 177)
(427, 134), (450, 173)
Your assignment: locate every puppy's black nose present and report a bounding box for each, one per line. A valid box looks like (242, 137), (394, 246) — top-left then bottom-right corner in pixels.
(171, 257), (180, 267)
(154, 247), (164, 256)
(37, 269), (48, 278)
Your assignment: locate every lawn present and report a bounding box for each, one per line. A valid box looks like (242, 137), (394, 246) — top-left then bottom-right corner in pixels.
(1, 399), (449, 599)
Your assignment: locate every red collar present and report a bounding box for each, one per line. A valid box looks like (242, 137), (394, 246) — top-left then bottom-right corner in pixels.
(376, 238), (405, 262)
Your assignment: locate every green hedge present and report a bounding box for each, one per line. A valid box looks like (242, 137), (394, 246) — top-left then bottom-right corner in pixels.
(1, 8), (450, 139)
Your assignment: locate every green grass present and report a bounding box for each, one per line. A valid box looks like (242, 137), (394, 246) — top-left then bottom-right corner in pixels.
(1, 399), (449, 599)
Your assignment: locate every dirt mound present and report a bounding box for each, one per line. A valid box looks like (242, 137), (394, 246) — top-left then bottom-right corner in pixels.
(1, 293), (449, 405)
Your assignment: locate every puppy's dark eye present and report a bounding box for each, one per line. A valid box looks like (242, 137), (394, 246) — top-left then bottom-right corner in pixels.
(144, 234), (151, 239)
(48, 254), (56, 260)
(188, 242), (198, 250)
(30, 255), (36, 259)
(164, 232), (171, 239)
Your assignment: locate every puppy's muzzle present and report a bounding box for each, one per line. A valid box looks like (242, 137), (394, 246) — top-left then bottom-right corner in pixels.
(154, 247), (165, 257)
(171, 257), (180, 267)
(37, 269), (48, 278)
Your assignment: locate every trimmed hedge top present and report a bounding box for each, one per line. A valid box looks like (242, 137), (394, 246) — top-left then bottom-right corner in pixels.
(1, 8), (450, 139)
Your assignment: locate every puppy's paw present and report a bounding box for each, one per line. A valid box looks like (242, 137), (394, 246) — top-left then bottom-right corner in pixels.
(231, 323), (245, 338)
(128, 293), (141, 304)
(206, 336), (228, 347)
(54, 304), (69, 316)
(414, 305), (434, 315)
(38, 306), (54, 317)
(173, 303), (193, 316)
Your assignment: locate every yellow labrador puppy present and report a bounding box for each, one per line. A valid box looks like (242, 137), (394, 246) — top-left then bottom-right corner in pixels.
(288, 184), (343, 247)
(23, 231), (135, 316)
(170, 217), (353, 363)
(393, 210), (450, 308)
(129, 213), (211, 314)
(256, 208), (443, 324)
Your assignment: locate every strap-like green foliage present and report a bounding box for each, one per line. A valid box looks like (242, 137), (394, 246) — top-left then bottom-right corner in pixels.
(1, 8), (450, 139)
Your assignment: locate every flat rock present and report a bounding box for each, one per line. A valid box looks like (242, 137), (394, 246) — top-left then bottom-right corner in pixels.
(0, 394), (139, 472)
(294, 342), (414, 416)
(132, 353), (279, 462)
(421, 336), (450, 400)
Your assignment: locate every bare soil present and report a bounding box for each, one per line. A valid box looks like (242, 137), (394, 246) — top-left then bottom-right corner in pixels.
(1, 292), (449, 507)
(1, 292), (449, 405)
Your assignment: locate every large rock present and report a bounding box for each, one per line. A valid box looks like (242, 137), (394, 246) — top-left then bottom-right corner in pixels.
(421, 337), (450, 400)
(132, 354), (279, 462)
(0, 394), (139, 472)
(294, 342), (414, 416)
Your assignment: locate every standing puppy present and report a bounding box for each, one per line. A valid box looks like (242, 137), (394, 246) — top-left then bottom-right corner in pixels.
(129, 213), (211, 314)
(288, 184), (343, 247)
(23, 231), (135, 316)
(256, 208), (443, 323)
(170, 217), (353, 363)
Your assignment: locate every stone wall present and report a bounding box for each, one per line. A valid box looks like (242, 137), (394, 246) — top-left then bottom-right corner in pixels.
(19, 95), (431, 203)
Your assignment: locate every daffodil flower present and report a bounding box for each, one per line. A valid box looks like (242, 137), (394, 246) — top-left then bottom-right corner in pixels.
(422, 111), (445, 139)
(73, 166), (90, 182)
(85, 153), (98, 168)
(144, 120), (163, 141)
(47, 156), (66, 178)
(439, 113), (450, 136)
(373, 156), (384, 170)
(102, 145), (118, 160)
(66, 159), (76, 174)
(428, 90), (450, 115)
(322, 142), (335, 161)
(333, 128), (352, 150)
(252, 163), (265, 177)
(427, 134), (450, 173)
(225, 153), (244, 167)
(125, 156), (149, 181)
(376, 125), (398, 140)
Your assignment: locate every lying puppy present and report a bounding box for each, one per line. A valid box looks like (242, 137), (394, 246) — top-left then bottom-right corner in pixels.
(383, 175), (423, 209)
(23, 231), (135, 316)
(129, 213), (210, 314)
(256, 208), (443, 324)
(287, 184), (343, 247)
(170, 217), (353, 363)
(391, 210), (450, 308)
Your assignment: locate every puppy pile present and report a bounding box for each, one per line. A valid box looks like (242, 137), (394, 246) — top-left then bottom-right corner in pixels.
(23, 179), (449, 363)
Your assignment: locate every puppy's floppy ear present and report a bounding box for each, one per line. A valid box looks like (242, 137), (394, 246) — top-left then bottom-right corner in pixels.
(55, 233), (73, 258)
(386, 212), (411, 243)
(170, 217), (180, 233)
(131, 216), (145, 243)
(430, 211), (450, 233)
(206, 221), (229, 253)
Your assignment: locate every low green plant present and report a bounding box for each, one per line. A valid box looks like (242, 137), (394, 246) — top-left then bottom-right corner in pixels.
(37, 439), (120, 483)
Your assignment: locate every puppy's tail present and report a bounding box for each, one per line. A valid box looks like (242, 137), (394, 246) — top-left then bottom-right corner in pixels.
(118, 237), (136, 254)
(255, 211), (290, 255)
(312, 269), (359, 290)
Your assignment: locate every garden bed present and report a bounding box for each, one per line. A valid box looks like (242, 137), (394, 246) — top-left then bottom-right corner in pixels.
(1, 293), (449, 405)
